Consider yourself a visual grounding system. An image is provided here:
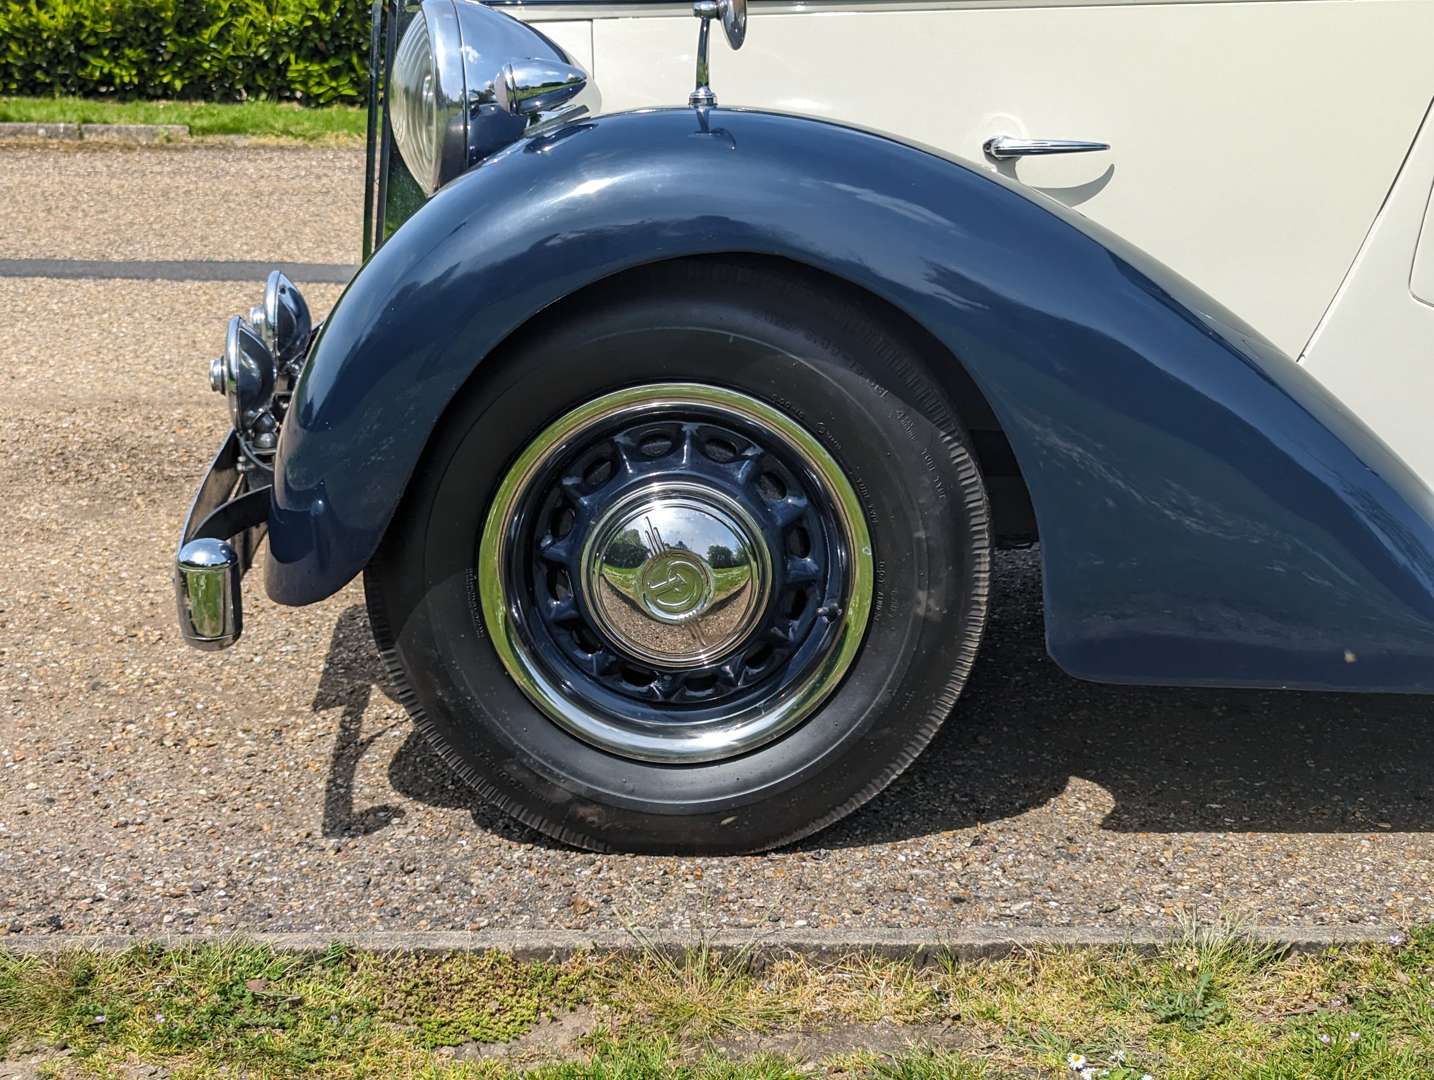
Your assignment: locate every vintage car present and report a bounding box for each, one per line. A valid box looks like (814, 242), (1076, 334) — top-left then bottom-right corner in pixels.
(176, 0), (1434, 853)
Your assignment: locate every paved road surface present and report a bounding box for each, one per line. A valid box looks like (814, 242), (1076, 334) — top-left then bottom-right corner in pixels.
(2, 142), (1433, 938)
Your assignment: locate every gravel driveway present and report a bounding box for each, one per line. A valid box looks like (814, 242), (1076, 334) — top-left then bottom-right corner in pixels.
(3, 142), (1434, 939)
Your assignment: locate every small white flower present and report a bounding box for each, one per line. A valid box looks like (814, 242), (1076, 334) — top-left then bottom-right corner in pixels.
(1141, 1075), (1154, 1080)
(1351, 1031), (1361, 1042)
(1067, 1053), (1087, 1071)
(1389, 932), (1408, 947)
(1318, 1033), (1331, 1045)
(1080, 1070), (1096, 1080)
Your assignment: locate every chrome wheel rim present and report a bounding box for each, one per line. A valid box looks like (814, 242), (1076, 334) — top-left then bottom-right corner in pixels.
(478, 383), (873, 764)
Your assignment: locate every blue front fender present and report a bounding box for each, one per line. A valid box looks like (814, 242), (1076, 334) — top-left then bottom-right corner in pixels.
(268, 107), (1434, 692)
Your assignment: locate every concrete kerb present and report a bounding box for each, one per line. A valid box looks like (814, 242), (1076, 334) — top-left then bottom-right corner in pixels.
(0, 122), (190, 143)
(1, 924), (1406, 966)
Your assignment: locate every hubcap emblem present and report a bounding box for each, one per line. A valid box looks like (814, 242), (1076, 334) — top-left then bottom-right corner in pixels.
(582, 486), (770, 668)
(638, 545), (715, 623)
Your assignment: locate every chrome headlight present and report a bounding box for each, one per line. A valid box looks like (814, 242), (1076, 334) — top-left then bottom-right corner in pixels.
(389, 0), (598, 196)
(390, 6), (454, 199)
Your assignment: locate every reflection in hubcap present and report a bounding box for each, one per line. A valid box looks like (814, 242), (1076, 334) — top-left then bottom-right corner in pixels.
(583, 487), (770, 668)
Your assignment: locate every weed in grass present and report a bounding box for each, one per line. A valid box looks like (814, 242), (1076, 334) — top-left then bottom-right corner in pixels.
(0, 948), (149, 1056)
(1143, 911), (1282, 1036)
(1057, 1049), (1154, 1080)
(937, 944), (1149, 1068)
(760, 953), (944, 1029)
(0, 942), (598, 1076)
(1239, 1013), (1433, 1079)
(605, 939), (801, 1040)
(1169, 910), (1282, 976)
(134, 941), (377, 1072)
(368, 950), (595, 1048)
(1148, 971), (1230, 1032)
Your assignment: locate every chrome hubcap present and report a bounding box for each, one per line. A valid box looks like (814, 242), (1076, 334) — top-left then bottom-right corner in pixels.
(583, 485), (770, 668)
(478, 383), (873, 764)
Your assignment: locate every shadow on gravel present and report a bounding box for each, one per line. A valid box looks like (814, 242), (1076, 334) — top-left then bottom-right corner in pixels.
(816, 547), (1434, 849)
(312, 605), (407, 839)
(314, 551), (1434, 851)
(313, 604), (560, 848)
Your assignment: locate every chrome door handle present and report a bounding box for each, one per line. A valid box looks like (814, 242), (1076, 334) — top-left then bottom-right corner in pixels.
(983, 135), (1110, 161)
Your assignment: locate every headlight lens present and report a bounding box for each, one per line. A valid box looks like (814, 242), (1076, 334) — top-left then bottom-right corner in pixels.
(387, 0), (598, 198)
(390, 14), (443, 196)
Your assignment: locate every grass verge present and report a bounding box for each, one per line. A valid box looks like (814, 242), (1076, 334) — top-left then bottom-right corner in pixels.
(2, 920), (1432, 1077)
(0, 96), (366, 142)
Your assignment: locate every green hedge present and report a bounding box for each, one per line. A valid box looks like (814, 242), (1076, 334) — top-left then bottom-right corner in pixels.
(0, 0), (370, 105)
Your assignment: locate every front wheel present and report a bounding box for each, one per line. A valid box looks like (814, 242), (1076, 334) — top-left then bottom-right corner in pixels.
(365, 260), (991, 853)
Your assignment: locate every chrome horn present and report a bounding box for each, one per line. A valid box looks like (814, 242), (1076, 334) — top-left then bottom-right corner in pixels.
(215, 315), (275, 430)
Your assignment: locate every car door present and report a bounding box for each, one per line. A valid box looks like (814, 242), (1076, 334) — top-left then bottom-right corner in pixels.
(509, 0), (1433, 364)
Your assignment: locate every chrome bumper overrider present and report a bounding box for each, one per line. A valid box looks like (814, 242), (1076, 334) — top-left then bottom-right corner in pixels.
(175, 271), (313, 650)
(174, 431), (271, 650)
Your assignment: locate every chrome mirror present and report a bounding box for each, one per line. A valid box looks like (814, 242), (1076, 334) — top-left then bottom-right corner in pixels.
(717, 0), (746, 50)
(690, 0), (746, 109)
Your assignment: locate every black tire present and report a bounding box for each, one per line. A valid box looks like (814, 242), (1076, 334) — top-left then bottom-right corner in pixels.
(364, 258), (991, 853)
